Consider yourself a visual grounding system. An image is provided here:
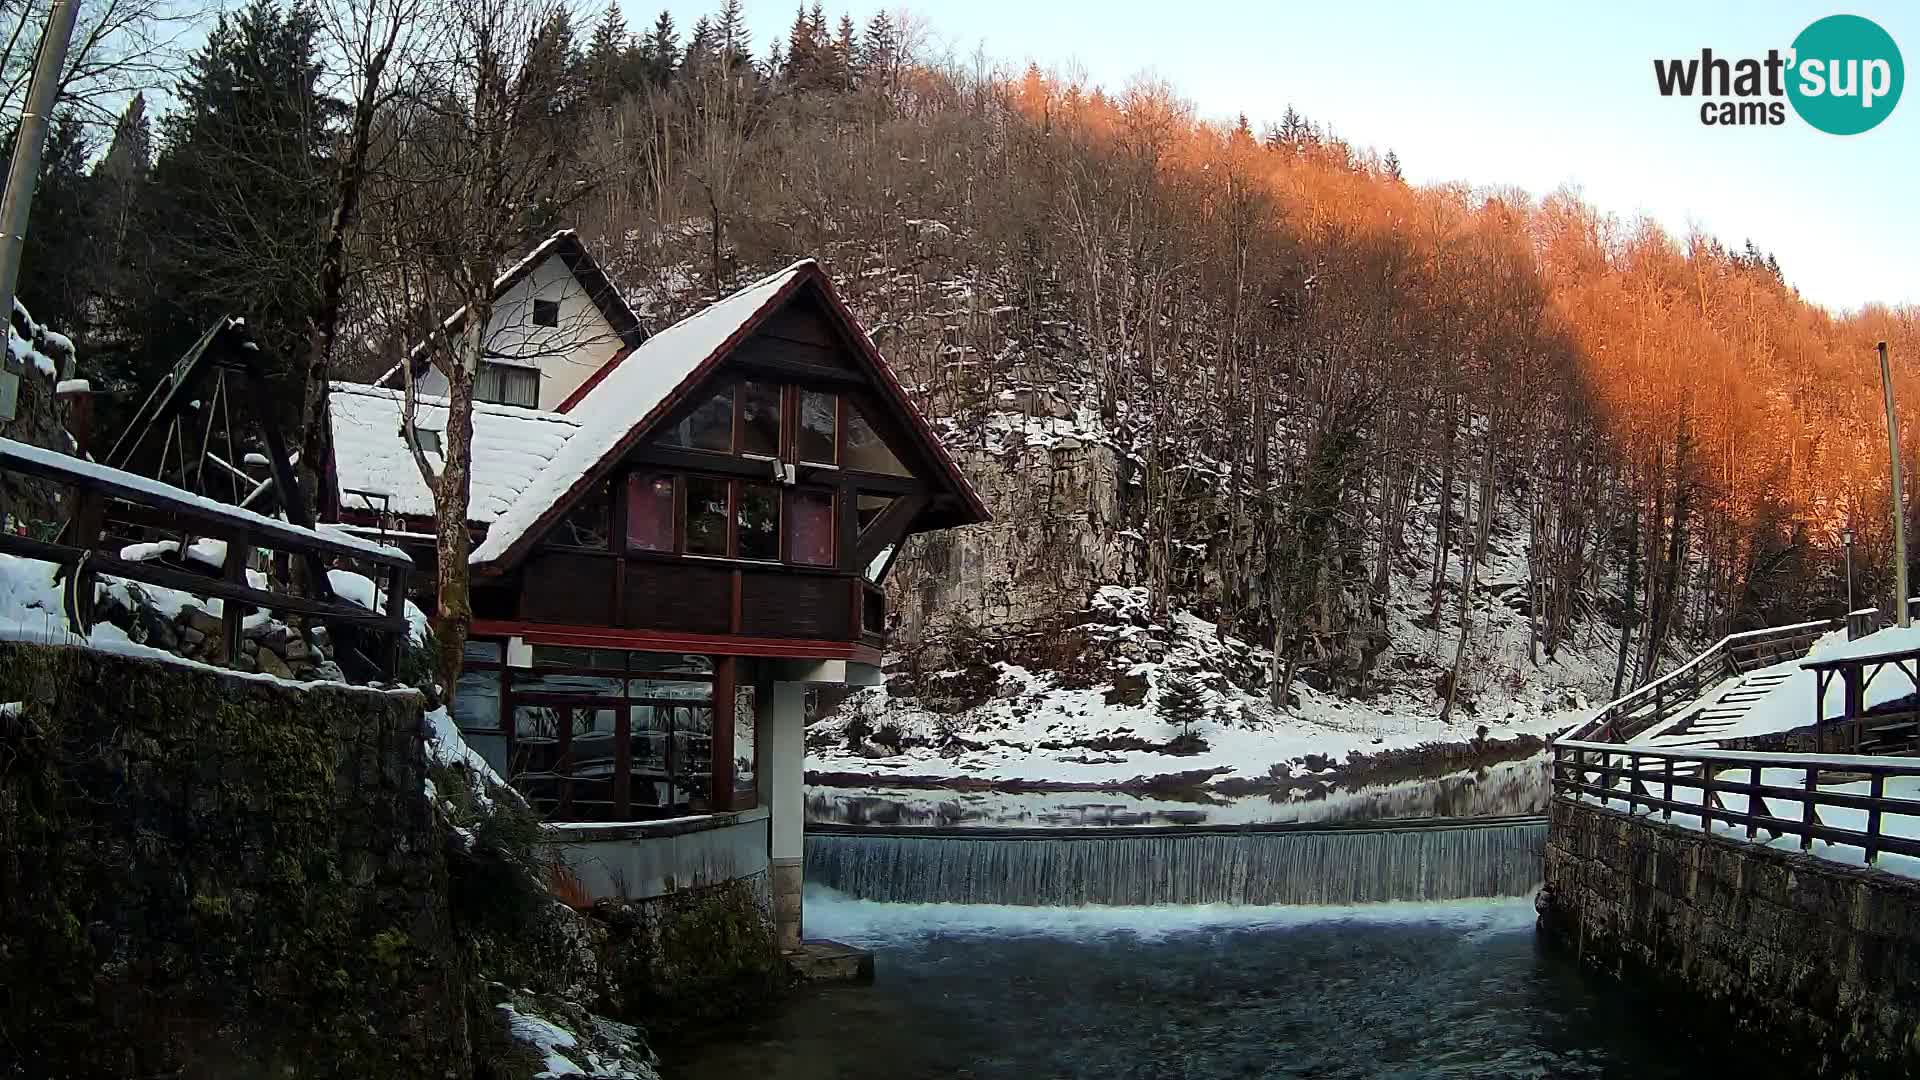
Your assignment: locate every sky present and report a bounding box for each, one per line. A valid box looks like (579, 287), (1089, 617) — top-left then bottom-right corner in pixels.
(658, 0), (1919, 314)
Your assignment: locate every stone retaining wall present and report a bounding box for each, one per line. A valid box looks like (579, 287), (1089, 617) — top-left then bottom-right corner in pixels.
(1544, 797), (1920, 1077)
(0, 640), (467, 1078)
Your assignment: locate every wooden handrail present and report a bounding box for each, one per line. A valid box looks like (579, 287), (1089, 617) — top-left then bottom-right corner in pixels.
(0, 439), (413, 680)
(1552, 738), (1920, 865)
(1561, 618), (1840, 744)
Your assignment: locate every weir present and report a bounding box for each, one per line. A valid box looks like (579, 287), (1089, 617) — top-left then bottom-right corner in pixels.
(805, 816), (1546, 906)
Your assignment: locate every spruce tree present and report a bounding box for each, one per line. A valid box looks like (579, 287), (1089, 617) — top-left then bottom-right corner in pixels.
(586, 3), (627, 104)
(1157, 674), (1208, 738)
(833, 14), (857, 90)
(642, 11), (677, 86)
(126, 0), (333, 407)
(859, 10), (897, 87)
(9, 111), (96, 334)
(715, 0), (752, 70)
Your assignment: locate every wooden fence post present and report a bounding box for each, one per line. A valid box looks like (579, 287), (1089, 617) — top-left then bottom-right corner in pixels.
(1866, 772), (1886, 865)
(1801, 765), (1818, 851)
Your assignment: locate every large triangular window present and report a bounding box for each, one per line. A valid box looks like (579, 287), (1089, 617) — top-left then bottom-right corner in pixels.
(845, 402), (910, 477)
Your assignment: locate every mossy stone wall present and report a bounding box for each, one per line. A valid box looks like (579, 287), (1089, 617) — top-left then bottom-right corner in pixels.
(0, 641), (468, 1079)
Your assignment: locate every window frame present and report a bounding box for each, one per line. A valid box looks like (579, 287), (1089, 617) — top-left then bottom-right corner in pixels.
(475, 360), (540, 408)
(531, 298), (561, 327)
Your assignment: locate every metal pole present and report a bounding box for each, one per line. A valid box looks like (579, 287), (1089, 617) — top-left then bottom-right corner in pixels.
(0, 0), (80, 330)
(1880, 341), (1909, 628)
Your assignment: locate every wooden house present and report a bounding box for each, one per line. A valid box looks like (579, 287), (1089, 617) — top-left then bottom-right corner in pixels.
(326, 239), (987, 947)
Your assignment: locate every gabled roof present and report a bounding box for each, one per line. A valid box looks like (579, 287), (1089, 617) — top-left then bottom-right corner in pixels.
(377, 229), (645, 387)
(329, 383), (579, 524)
(468, 258), (989, 572)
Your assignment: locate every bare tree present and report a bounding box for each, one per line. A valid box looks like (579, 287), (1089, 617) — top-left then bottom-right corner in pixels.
(0, 0), (192, 130)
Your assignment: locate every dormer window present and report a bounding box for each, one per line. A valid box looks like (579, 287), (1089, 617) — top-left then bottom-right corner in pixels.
(532, 298), (560, 327)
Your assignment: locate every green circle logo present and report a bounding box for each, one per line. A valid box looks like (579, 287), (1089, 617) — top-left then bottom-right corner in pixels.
(1788, 15), (1903, 134)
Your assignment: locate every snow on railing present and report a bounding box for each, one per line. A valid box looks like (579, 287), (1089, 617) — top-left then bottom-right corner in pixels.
(1561, 618), (1839, 744)
(1554, 737), (1920, 869)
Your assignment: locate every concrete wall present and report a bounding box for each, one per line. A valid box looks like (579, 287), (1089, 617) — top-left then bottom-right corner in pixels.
(415, 255), (621, 410)
(1545, 798), (1920, 1078)
(546, 807), (771, 902)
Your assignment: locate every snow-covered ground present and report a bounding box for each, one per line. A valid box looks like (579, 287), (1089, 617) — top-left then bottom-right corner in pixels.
(815, 576), (1611, 792)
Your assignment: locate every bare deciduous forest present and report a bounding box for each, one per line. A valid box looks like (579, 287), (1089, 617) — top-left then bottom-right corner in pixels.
(16, 0), (1920, 703)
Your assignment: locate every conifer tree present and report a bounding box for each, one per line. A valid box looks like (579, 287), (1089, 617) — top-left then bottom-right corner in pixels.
(128, 0), (333, 400)
(642, 10), (678, 86)
(10, 112), (96, 334)
(1157, 674), (1208, 738)
(715, 0), (752, 70)
(834, 13), (857, 90)
(859, 9), (897, 88)
(586, 3), (628, 104)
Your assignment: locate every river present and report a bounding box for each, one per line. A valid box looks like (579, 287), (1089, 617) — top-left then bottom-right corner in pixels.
(666, 887), (1759, 1079)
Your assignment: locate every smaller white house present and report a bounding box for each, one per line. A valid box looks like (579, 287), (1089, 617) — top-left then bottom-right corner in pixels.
(380, 230), (646, 412)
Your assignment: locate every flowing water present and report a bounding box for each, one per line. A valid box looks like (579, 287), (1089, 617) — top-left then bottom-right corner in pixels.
(806, 819), (1545, 905)
(666, 888), (1759, 1079)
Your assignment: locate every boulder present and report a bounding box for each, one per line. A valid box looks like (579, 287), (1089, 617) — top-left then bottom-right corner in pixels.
(255, 649), (293, 680)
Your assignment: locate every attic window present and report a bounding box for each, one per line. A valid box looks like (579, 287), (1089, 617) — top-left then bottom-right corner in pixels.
(409, 425), (443, 456)
(532, 299), (560, 327)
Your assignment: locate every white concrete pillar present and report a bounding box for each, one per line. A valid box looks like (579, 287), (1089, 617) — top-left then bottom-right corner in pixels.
(766, 679), (806, 950)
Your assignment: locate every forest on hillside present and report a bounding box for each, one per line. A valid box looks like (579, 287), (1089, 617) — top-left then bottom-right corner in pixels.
(10, 0), (1920, 702)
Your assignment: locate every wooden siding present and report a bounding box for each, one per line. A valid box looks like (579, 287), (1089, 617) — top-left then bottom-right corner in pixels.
(623, 560), (733, 635)
(739, 569), (851, 639)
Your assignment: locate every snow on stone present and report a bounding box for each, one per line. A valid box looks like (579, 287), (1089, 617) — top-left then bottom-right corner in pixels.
(54, 378), (88, 395)
(497, 1000), (656, 1080)
(8, 300), (65, 378)
(471, 260), (813, 565)
(500, 1003), (583, 1078)
(425, 705), (505, 808)
(327, 382), (579, 524)
(0, 436), (405, 561)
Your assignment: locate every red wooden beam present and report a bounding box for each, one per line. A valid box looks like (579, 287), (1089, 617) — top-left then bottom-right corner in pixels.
(472, 619), (883, 666)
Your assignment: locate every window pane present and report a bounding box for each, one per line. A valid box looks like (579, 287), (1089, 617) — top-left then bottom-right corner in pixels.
(629, 653), (713, 676)
(737, 483), (780, 561)
(453, 668), (502, 731)
(556, 480), (610, 549)
(739, 381), (781, 456)
(845, 403), (910, 476)
(856, 493), (894, 533)
(664, 387), (733, 451)
(684, 476), (730, 555)
(788, 490), (834, 566)
(734, 680), (756, 799)
(511, 669), (623, 696)
(629, 678), (714, 700)
(463, 638), (503, 663)
(532, 298), (560, 327)
(799, 390), (836, 463)
(625, 473), (674, 552)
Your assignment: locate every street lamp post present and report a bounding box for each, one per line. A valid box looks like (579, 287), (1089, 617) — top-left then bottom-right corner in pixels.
(1844, 527), (1856, 616)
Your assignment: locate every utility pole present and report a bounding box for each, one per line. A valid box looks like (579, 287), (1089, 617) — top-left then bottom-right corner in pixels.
(0, 0), (80, 420)
(1879, 341), (1909, 628)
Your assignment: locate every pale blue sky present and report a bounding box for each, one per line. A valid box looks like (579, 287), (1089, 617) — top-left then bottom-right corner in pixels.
(657, 0), (1919, 313)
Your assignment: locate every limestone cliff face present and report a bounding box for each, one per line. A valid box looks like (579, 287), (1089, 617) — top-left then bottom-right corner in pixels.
(890, 433), (1132, 654)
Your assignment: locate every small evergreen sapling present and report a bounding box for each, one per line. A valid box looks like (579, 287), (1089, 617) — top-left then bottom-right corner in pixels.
(1157, 674), (1208, 742)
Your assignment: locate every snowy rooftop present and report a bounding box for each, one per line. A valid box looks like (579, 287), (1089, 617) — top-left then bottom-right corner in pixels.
(469, 259), (813, 565)
(328, 383), (580, 524)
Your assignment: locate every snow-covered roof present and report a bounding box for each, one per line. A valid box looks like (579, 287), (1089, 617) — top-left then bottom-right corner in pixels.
(468, 260), (814, 565)
(327, 383), (579, 524)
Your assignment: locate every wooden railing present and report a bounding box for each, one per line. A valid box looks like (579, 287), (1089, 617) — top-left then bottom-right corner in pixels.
(1553, 738), (1920, 865)
(1562, 619), (1840, 744)
(0, 437), (413, 679)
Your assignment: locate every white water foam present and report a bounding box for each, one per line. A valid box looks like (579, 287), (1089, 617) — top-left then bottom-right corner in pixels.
(802, 884), (1540, 947)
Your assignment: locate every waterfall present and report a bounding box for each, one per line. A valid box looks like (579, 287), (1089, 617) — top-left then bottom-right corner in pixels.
(805, 818), (1545, 906)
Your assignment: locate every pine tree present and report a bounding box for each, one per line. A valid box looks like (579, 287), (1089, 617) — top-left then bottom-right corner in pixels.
(128, 0), (334, 402)
(10, 112), (96, 334)
(642, 10), (677, 86)
(1383, 149), (1403, 181)
(859, 9), (897, 88)
(683, 16), (716, 76)
(1156, 674), (1208, 738)
(586, 3), (627, 104)
(715, 0), (752, 70)
(783, 4), (816, 85)
(833, 13), (857, 90)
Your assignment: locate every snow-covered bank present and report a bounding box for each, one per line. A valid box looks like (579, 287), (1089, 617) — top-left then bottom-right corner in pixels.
(815, 583), (1609, 792)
